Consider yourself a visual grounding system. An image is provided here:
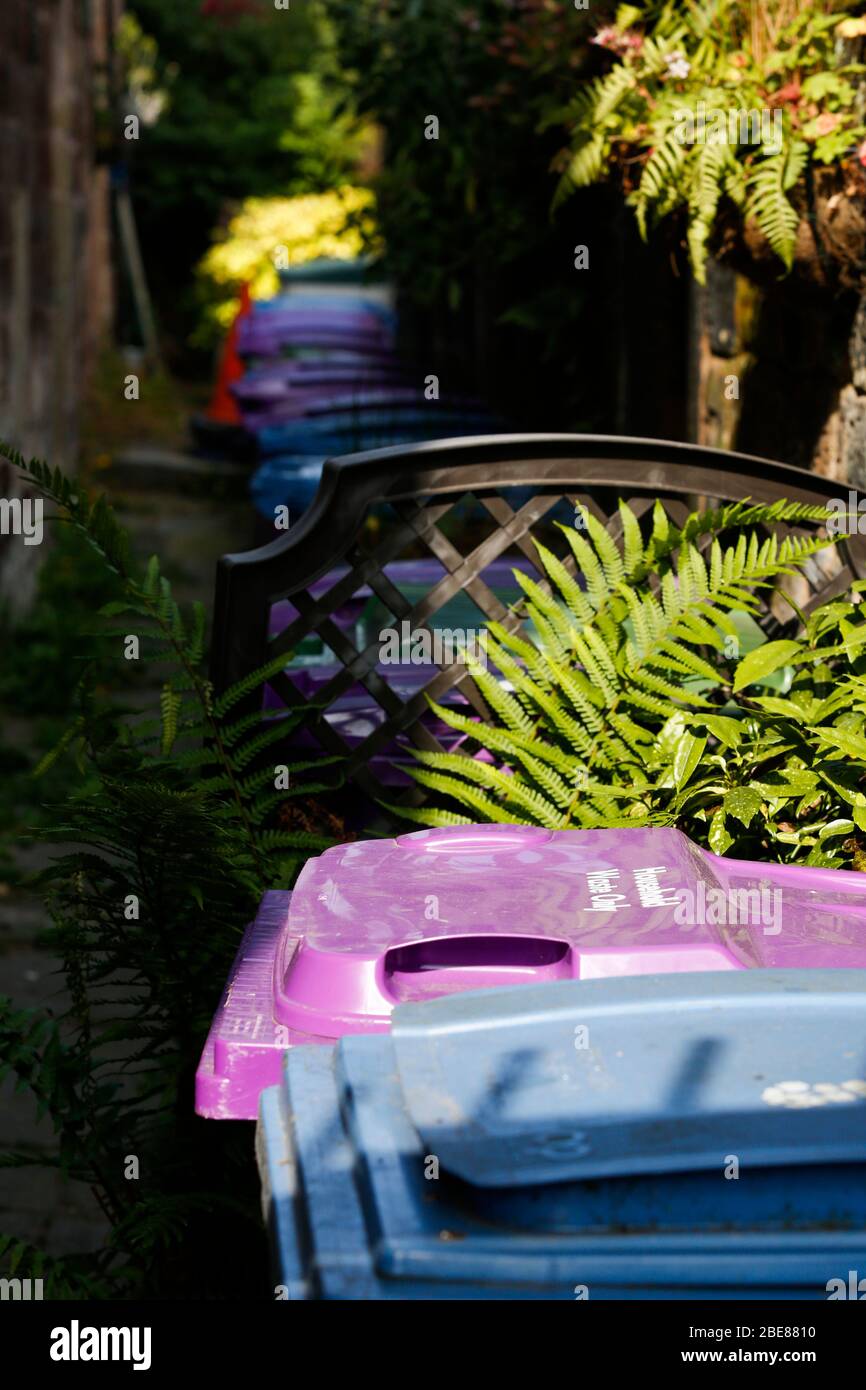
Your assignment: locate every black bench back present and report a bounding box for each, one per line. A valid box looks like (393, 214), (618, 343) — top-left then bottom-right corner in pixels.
(212, 433), (866, 814)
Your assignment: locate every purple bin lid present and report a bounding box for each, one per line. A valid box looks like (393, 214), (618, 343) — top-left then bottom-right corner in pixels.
(195, 824), (866, 1118)
(275, 825), (866, 1029)
(238, 318), (393, 358)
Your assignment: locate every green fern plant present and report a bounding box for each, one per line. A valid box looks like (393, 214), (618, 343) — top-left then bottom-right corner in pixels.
(0, 447), (340, 1298)
(391, 497), (866, 871)
(16, 452), (338, 885)
(554, 1), (866, 281)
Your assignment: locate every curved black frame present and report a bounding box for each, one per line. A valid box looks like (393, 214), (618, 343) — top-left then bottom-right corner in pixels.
(212, 432), (866, 700)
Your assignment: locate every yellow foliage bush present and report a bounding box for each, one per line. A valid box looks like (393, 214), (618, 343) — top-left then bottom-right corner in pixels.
(197, 186), (380, 332)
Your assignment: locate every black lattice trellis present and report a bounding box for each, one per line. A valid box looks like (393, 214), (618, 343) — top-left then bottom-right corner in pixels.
(212, 434), (866, 814)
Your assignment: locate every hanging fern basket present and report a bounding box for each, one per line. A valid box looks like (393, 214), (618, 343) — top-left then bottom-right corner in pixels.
(710, 162), (866, 290)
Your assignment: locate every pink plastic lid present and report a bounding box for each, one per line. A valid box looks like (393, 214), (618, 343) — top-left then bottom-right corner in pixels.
(272, 825), (866, 1036)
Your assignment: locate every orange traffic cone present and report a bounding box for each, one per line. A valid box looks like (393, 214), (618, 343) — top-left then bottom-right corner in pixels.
(206, 282), (253, 424)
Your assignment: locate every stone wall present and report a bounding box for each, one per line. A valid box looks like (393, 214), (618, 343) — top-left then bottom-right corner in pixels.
(0, 0), (115, 613)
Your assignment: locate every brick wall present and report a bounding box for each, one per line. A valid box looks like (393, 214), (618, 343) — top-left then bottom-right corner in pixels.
(0, 0), (115, 613)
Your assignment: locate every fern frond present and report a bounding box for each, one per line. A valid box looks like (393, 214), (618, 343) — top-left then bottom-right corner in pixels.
(687, 140), (730, 282)
(533, 540), (594, 625)
(212, 650), (297, 717)
(229, 719), (299, 769)
(407, 767), (535, 824)
(556, 132), (607, 200)
(631, 132), (688, 238)
(160, 685), (182, 755)
(416, 748), (567, 821)
(746, 144), (801, 269)
(379, 801), (473, 828)
(618, 499), (645, 577)
(559, 525), (610, 610)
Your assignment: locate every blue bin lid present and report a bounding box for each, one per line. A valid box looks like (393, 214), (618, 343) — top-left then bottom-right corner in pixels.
(259, 971), (866, 1299)
(394, 970), (866, 1186)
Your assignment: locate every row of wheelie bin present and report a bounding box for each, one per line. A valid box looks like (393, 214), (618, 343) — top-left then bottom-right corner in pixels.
(204, 257), (502, 523)
(196, 268), (866, 1300)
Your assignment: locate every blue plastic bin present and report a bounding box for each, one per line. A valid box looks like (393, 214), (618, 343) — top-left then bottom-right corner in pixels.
(257, 971), (866, 1300)
(254, 410), (498, 458)
(249, 420), (500, 520)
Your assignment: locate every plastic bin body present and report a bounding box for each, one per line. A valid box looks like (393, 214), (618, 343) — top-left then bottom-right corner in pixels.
(238, 318), (394, 359)
(238, 386), (426, 427)
(253, 410), (497, 458)
(240, 388), (488, 432)
(259, 557), (527, 785)
(231, 363), (415, 409)
(249, 414), (498, 518)
(265, 554), (531, 685)
(195, 823), (866, 1118)
(250, 456), (325, 519)
(257, 971), (866, 1298)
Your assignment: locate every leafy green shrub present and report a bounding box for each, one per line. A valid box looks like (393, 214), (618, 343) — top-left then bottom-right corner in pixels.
(554, 1), (866, 280)
(0, 525), (119, 883)
(328, 0), (594, 308)
(0, 449), (339, 1298)
(122, 0), (368, 355)
(0, 524), (126, 717)
(393, 497), (866, 871)
(326, 0), (607, 429)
